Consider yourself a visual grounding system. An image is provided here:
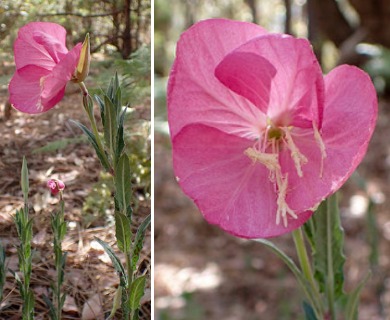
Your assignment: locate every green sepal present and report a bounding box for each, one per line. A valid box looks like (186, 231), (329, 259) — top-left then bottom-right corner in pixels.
(129, 275), (146, 310)
(115, 212), (132, 254)
(131, 214), (151, 271)
(94, 237), (127, 287)
(70, 120), (111, 172)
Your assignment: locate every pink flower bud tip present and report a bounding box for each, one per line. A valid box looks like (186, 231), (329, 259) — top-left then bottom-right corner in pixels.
(47, 179), (65, 195)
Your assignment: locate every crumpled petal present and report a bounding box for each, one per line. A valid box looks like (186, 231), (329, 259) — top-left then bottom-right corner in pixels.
(173, 123), (313, 238)
(41, 43), (82, 106)
(215, 34), (325, 129)
(168, 19), (269, 140)
(9, 65), (51, 113)
(280, 65), (377, 211)
(14, 22), (68, 70)
(215, 51), (277, 113)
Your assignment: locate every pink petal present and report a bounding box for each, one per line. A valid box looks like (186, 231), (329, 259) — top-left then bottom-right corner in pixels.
(173, 123), (313, 238)
(216, 34), (324, 128)
(9, 65), (51, 114)
(280, 65), (377, 211)
(41, 43), (82, 106)
(14, 22), (68, 71)
(215, 51), (276, 113)
(168, 19), (269, 140)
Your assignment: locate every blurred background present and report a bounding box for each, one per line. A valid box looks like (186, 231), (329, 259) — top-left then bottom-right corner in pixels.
(155, 0), (390, 319)
(0, 1), (151, 319)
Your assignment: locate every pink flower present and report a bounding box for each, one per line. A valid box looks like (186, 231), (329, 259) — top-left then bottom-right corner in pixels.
(47, 179), (65, 196)
(9, 22), (82, 114)
(168, 19), (377, 238)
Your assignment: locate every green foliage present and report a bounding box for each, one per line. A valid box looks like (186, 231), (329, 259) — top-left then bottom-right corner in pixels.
(310, 195), (345, 302)
(131, 214), (151, 272)
(115, 212), (132, 254)
(95, 238), (128, 287)
(129, 275), (146, 310)
(303, 301), (317, 320)
(115, 154), (132, 213)
(13, 159), (35, 320)
(345, 272), (371, 320)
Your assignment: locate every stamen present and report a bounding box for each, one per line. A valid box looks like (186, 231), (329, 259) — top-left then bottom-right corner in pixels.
(313, 122), (327, 178)
(283, 129), (308, 177)
(244, 147), (280, 172)
(275, 173), (297, 227)
(37, 77), (45, 111)
(244, 146), (297, 226)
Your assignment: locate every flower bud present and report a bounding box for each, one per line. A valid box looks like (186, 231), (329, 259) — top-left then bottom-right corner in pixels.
(74, 33), (90, 83)
(47, 179), (65, 195)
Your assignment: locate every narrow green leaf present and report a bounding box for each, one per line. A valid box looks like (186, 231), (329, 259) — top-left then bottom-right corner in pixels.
(303, 301), (318, 320)
(107, 286), (122, 319)
(311, 194), (345, 300)
(21, 157), (29, 202)
(115, 153), (132, 212)
(115, 212), (132, 253)
(94, 237), (127, 287)
(131, 214), (151, 270)
(94, 94), (106, 126)
(103, 95), (118, 156)
(129, 276), (146, 310)
(115, 107), (127, 164)
(70, 120), (111, 172)
(43, 294), (57, 320)
(254, 238), (321, 316)
(345, 272), (371, 320)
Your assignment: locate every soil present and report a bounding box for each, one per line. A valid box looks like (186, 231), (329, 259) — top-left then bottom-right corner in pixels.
(0, 82), (151, 320)
(154, 99), (390, 320)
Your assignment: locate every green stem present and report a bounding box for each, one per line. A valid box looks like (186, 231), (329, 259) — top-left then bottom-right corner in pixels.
(125, 252), (133, 320)
(292, 228), (324, 318)
(326, 202), (336, 319)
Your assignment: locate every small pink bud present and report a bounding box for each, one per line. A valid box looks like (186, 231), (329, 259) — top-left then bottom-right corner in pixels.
(47, 179), (65, 195)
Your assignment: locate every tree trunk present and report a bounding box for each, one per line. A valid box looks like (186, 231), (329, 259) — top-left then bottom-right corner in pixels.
(244, 0), (258, 24)
(122, 0), (133, 59)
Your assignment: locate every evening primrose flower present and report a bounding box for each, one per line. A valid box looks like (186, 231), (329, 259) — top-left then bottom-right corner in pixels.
(9, 22), (82, 114)
(47, 179), (65, 196)
(168, 19), (377, 238)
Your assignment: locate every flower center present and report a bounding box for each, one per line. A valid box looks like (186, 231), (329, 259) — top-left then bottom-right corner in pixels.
(245, 120), (326, 227)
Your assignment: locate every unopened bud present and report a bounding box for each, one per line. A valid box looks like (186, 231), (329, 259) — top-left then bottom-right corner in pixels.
(74, 33), (90, 83)
(47, 179), (65, 196)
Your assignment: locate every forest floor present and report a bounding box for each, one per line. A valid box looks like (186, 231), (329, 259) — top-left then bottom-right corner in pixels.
(155, 97), (390, 319)
(0, 62), (151, 320)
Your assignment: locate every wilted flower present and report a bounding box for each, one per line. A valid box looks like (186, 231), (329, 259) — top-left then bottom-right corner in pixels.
(9, 22), (82, 114)
(168, 19), (377, 238)
(47, 179), (65, 196)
